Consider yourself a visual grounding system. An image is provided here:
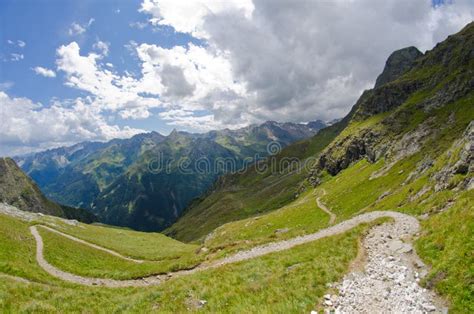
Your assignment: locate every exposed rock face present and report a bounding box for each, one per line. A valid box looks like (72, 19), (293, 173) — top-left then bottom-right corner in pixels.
(374, 46), (423, 88)
(0, 157), (63, 216)
(432, 121), (474, 191)
(0, 157), (95, 222)
(309, 22), (473, 185)
(316, 130), (380, 176)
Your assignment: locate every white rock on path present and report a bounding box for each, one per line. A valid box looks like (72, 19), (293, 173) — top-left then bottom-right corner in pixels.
(320, 216), (448, 313)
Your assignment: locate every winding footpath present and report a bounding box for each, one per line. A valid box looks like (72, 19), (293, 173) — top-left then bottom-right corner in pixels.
(31, 210), (428, 289)
(315, 189), (336, 225)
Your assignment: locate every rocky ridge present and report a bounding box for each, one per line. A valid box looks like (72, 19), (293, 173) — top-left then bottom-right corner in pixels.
(309, 22), (474, 186)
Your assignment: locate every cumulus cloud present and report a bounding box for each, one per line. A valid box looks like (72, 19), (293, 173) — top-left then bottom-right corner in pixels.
(10, 1), (472, 155)
(54, 40), (246, 128)
(32, 66), (56, 78)
(68, 18), (95, 36)
(140, 0), (254, 38)
(0, 92), (144, 156)
(7, 40), (26, 48)
(0, 81), (14, 91)
(9, 53), (24, 62)
(140, 0), (474, 123)
(93, 40), (110, 56)
(56, 41), (163, 120)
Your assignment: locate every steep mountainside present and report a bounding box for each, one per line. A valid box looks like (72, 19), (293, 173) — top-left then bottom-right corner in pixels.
(169, 22), (474, 243)
(0, 158), (95, 223)
(166, 23), (473, 310)
(15, 120), (325, 231)
(165, 120), (348, 241)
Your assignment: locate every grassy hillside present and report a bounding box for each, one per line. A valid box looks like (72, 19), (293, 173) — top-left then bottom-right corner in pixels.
(0, 208), (379, 312)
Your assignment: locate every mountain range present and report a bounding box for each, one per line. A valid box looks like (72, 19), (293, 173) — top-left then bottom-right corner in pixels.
(15, 120), (326, 231)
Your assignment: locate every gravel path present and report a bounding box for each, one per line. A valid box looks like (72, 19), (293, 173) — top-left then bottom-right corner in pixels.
(30, 211), (430, 288)
(320, 217), (447, 313)
(37, 225), (144, 263)
(315, 189), (336, 225)
(30, 226), (162, 287)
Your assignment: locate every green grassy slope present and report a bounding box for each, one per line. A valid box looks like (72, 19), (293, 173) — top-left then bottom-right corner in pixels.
(43, 219), (199, 261)
(38, 226), (202, 279)
(0, 209), (378, 312)
(169, 22), (474, 311)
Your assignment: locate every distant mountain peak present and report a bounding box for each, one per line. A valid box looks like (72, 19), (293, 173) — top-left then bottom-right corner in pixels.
(307, 120), (327, 130)
(169, 128), (179, 136)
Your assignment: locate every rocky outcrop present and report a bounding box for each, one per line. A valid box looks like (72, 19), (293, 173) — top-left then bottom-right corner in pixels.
(432, 121), (473, 191)
(316, 130), (380, 176)
(0, 158), (96, 222)
(374, 46), (423, 88)
(354, 80), (423, 121)
(420, 71), (474, 112)
(0, 157), (63, 216)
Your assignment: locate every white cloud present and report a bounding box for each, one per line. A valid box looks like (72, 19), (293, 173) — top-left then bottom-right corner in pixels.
(0, 92), (144, 156)
(68, 18), (95, 36)
(140, 0), (254, 38)
(130, 21), (148, 29)
(32, 66), (56, 78)
(68, 23), (86, 36)
(7, 40), (26, 48)
(93, 40), (110, 56)
(139, 0), (474, 124)
(10, 53), (24, 62)
(56, 42), (162, 119)
(136, 43), (245, 101)
(0, 81), (14, 91)
(54, 40), (248, 129)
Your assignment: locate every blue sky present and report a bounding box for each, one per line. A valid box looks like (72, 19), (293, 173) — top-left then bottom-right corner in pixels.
(0, 0), (201, 134)
(0, 0), (472, 156)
